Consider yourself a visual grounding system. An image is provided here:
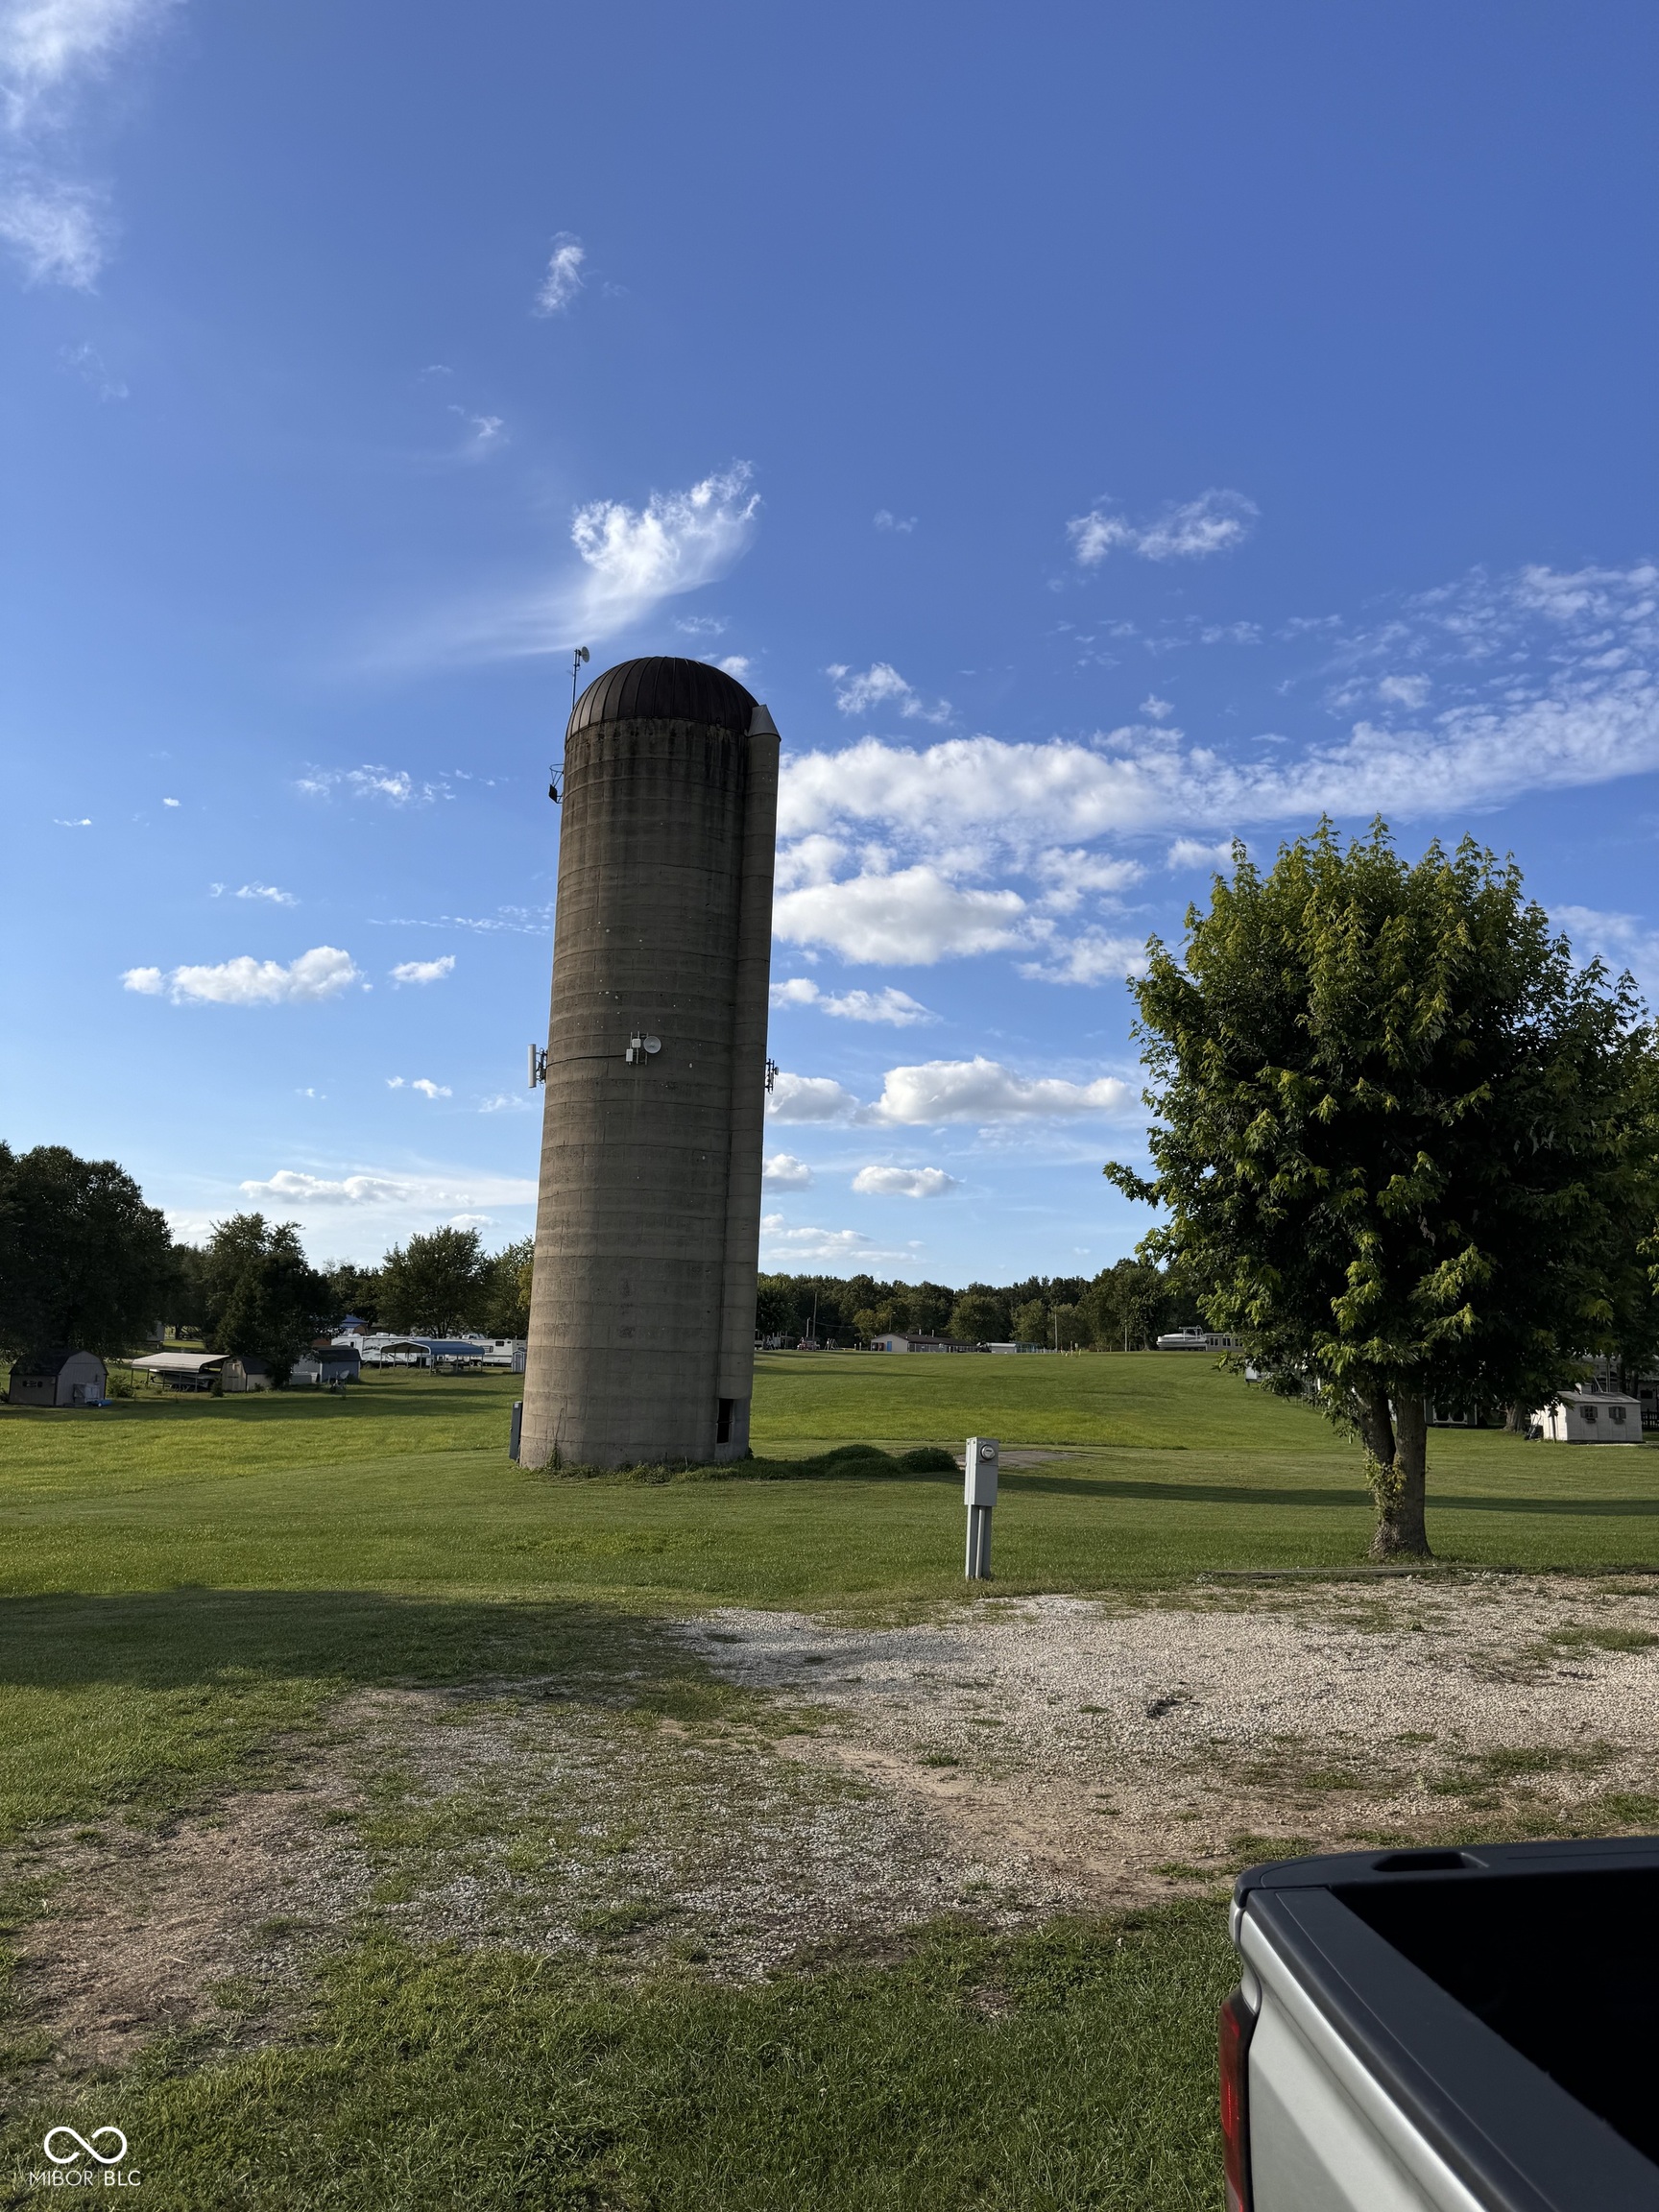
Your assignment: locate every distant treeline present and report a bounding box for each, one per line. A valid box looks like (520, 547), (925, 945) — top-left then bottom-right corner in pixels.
(756, 1262), (1202, 1350)
(0, 1140), (531, 1382)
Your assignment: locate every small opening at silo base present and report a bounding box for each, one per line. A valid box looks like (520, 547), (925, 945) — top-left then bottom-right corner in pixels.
(716, 1398), (733, 1444)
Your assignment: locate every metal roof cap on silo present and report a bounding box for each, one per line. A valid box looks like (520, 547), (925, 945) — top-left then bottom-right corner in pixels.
(566, 657), (757, 740)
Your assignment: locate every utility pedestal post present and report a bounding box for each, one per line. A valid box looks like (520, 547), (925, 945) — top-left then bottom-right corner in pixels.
(964, 1436), (999, 1579)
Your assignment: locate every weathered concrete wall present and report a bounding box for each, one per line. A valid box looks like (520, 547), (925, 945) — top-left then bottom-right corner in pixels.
(518, 690), (776, 1469)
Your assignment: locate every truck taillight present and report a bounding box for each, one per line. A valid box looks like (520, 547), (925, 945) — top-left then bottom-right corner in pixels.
(1219, 1984), (1255, 2212)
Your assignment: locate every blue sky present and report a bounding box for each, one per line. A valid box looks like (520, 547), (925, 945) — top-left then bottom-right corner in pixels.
(4, 0), (1658, 1280)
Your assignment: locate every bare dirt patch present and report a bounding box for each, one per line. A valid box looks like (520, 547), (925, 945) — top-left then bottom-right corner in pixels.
(673, 1575), (1659, 1902)
(11, 1574), (1659, 2080)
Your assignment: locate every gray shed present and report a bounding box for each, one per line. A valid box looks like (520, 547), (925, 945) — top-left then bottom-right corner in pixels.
(221, 1356), (275, 1393)
(7, 1349), (108, 1407)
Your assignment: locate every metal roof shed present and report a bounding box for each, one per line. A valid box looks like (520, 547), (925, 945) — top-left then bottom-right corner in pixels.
(7, 1349), (108, 1407)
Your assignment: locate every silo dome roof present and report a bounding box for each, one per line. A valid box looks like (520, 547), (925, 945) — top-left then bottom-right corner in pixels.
(567, 656), (758, 739)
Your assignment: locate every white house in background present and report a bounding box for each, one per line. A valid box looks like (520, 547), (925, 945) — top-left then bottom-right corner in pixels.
(1156, 1331), (1240, 1352)
(868, 1334), (971, 1354)
(6, 1349), (108, 1407)
(1534, 1385), (1644, 1444)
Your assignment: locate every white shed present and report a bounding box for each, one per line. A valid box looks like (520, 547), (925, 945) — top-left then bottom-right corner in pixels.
(1534, 1387), (1643, 1445)
(6, 1349), (108, 1407)
(221, 1356), (275, 1393)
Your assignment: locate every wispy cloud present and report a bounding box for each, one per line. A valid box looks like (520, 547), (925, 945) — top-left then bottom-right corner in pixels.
(828, 661), (951, 725)
(0, 0), (180, 289)
(390, 955), (455, 986)
(410, 1077), (450, 1099)
(851, 1165), (961, 1198)
(769, 976), (936, 1025)
(122, 946), (361, 1006)
(874, 510), (916, 534)
(298, 765), (453, 805)
(59, 336), (126, 397)
(1068, 489), (1258, 565)
(764, 1072), (864, 1123)
(1555, 905), (1659, 995)
(758, 1215), (887, 1266)
(209, 881), (298, 906)
(1166, 837), (1236, 871)
(413, 466), (760, 663)
(534, 231), (585, 315)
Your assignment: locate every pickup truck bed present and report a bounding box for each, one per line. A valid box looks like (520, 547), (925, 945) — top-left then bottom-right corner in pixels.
(1228, 1835), (1659, 2211)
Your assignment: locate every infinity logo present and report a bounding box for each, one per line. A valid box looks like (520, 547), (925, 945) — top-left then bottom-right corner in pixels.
(43, 2127), (129, 2167)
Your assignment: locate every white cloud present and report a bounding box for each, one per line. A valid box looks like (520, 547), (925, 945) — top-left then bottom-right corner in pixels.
(874, 510), (916, 534)
(769, 976), (936, 1025)
(390, 955), (455, 985)
(534, 232), (585, 314)
(233, 882), (297, 905)
(478, 1093), (534, 1114)
(1029, 848), (1143, 913)
(299, 765), (452, 805)
(781, 566), (1659, 847)
(161, 794), (179, 806)
(1377, 674), (1431, 709)
(397, 469), (760, 666)
(386, 1076), (404, 1089)
(762, 1152), (814, 1189)
(122, 946), (360, 1006)
(0, 0), (180, 290)
(715, 654), (751, 678)
(758, 1215), (880, 1265)
(851, 1165), (962, 1198)
(774, 865), (1027, 965)
(54, 814), (91, 827)
(1555, 905), (1659, 993)
(1069, 489), (1258, 565)
(765, 1072), (861, 1123)
(1166, 836), (1237, 871)
(410, 1077), (451, 1099)
(451, 406), (504, 453)
(1017, 931), (1149, 986)
(237, 1166), (536, 1212)
(828, 661), (950, 725)
(867, 1056), (1134, 1124)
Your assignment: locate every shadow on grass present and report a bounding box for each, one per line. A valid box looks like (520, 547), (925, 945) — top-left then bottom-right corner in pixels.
(1002, 1472), (1659, 1517)
(0, 1587), (669, 1695)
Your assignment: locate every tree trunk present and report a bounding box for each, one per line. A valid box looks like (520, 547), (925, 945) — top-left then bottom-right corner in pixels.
(1369, 1390), (1431, 1559)
(1503, 1404), (1527, 1434)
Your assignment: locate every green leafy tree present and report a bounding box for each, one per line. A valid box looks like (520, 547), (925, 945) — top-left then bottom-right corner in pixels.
(324, 1262), (383, 1329)
(1010, 1298), (1047, 1346)
(1087, 1259), (1176, 1350)
(1052, 1301), (1091, 1349)
(0, 1142), (177, 1357)
(949, 1286), (1009, 1343)
(479, 1239), (533, 1337)
(905, 1282), (955, 1335)
(380, 1227), (488, 1335)
(1107, 822), (1659, 1557)
(198, 1214), (332, 1382)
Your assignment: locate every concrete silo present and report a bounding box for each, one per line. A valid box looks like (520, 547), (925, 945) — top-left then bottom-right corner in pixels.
(517, 658), (779, 1468)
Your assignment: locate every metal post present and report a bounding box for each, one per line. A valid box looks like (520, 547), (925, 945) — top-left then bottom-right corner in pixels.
(964, 1436), (999, 1580)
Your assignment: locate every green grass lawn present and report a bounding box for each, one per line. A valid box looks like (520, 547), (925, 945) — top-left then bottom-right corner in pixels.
(2, 1351), (1656, 2207)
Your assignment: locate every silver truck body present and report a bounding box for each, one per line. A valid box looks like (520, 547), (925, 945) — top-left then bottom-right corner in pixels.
(1229, 1839), (1659, 2212)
